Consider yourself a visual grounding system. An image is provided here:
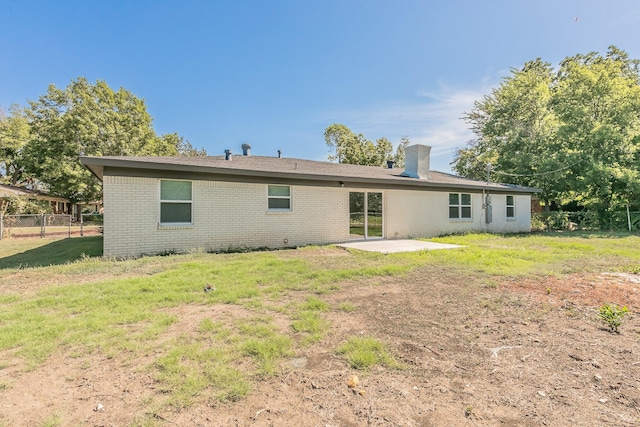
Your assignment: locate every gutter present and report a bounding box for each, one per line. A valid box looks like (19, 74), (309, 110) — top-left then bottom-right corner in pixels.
(80, 156), (541, 195)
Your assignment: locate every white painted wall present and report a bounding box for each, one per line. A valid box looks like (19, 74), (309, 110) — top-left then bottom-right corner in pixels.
(384, 190), (531, 238)
(486, 194), (531, 234)
(103, 176), (349, 257)
(103, 176), (532, 257)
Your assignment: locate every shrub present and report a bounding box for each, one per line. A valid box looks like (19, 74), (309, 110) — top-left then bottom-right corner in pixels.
(530, 213), (547, 231)
(2, 195), (52, 215)
(598, 303), (629, 333)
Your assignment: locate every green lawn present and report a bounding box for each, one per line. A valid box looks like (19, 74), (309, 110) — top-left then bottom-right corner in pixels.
(0, 231), (639, 420)
(0, 236), (103, 269)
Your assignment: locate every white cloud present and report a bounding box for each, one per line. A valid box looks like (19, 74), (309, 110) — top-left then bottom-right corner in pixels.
(320, 82), (497, 172)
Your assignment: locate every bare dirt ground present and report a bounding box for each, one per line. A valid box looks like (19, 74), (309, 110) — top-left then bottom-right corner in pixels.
(1, 254), (639, 426)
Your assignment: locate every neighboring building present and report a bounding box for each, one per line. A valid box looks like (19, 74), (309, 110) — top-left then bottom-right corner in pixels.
(0, 183), (71, 214)
(80, 145), (539, 258)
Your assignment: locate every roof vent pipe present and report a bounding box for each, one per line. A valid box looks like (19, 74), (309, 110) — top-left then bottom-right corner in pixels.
(386, 160), (395, 169)
(241, 143), (251, 156)
(277, 149), (282, 158)
(224, 149), (232, 160)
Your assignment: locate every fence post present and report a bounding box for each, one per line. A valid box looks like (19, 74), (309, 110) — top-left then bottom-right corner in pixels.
(80, 212), (84, 237)
(41, 213), (45, 238)
(68, 214), (71, 238)
(0, 213), (3, 240)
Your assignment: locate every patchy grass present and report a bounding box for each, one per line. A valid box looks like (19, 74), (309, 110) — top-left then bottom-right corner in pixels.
(291, 296), (331, 344)
(37, 414), (63, 427)
(337, 336), (399, 370)
(430, 232), (640, 275)
(0, 241), (409, 412)
(155, 339), (250, 407)
(1, 231), (639, 417)
(338, 302), (356, 312)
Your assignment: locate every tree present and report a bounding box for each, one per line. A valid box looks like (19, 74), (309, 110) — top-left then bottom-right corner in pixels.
(0, 104), (30, 185)
(552, 47), (640, 220)
(392, 136), (410, 169)
(324, 124), (408, 167)
(160, 133), (207, 157)
(22, 77), (195, 204)
(455, 59), (561, 204)
(1, 196), (52, 215)
(454, 47), (640, 224)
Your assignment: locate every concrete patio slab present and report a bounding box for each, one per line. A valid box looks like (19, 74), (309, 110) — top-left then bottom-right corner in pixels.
(337, 239), (463, 254)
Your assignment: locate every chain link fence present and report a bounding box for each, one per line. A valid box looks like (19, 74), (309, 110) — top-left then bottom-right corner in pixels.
(0, 214), (103, 239)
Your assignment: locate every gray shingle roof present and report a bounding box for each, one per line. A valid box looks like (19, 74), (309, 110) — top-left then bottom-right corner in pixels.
(80, 154), (539, 193)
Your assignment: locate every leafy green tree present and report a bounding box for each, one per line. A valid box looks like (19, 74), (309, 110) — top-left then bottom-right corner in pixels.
(0, 104), (30, 185)
(455, 59), (561, 205)
(454, 46), (640, 223)
(324, 124), (408, 167)
(1, 196), (52, 215)
(552, 47), (640, 221)
(160, 133), (207, 156)
(22, 77), (194, 204)
(392, 136), (410, 169)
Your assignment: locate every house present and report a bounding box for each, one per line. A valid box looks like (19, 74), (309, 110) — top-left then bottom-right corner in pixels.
(80, 144), (539, 258)
(0, 183), (71, 214)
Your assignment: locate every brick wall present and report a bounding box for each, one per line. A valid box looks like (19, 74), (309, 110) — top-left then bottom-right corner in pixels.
(103, 176), (533, 257)
(103, 176), (349, 257)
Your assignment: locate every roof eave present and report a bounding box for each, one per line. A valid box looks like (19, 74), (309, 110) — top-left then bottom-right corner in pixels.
(79, 157), (540, 194)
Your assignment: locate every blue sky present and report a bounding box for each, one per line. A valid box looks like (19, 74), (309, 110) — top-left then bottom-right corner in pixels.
(1, 1), (639, 173)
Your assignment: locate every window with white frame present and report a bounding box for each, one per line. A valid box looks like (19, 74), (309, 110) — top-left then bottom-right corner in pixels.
(506, 195), (515, 218)
(160, 180), (192, 224)
(449, 193), (472, 219)
(268, 185), (291, 210)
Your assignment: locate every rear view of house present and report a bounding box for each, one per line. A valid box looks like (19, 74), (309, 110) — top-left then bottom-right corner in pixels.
(81, 145), (538, 258)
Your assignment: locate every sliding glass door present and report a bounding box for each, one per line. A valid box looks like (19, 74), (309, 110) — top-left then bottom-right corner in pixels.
(349, 191), (383, 239)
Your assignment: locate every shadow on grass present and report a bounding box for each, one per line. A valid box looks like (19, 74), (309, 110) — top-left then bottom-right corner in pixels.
(0, 236), (103, 269)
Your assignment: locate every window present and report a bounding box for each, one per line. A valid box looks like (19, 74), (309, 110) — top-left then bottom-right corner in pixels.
(506, 195), (515, 218)
(160, 180), (192, 224)
(449, 193), (471, 219)
(268, 185), (291, 210)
